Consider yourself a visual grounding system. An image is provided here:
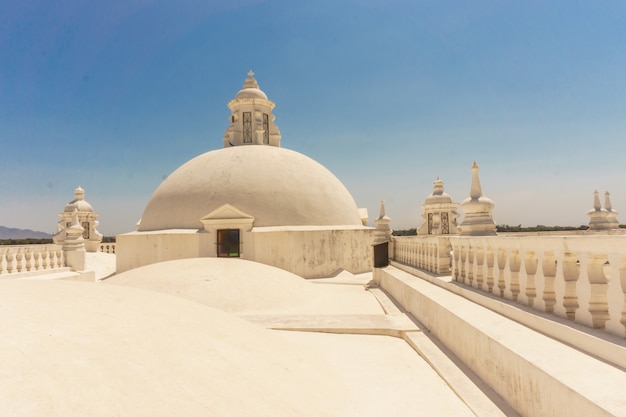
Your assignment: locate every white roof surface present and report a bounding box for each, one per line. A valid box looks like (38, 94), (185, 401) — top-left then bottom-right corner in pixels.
(0, 254), (485, 416)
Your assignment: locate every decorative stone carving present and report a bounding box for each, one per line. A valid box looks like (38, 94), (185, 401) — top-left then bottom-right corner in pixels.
(417, 177), (459, 235)
(588, 190), (620, 231)
(53, 186), (103, 252)
(222, 71), (281, 147)
(459, 161), (497, 236)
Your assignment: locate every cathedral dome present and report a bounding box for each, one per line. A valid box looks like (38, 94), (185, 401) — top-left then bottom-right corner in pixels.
(138, 146), (362, 231)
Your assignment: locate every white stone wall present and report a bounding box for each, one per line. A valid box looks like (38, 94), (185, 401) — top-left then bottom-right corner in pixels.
(248, 227), (374, 278)
(116, 227), (374, 278)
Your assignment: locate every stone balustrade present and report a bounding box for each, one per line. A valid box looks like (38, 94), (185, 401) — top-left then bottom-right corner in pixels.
(391, 234), (626, 338)
(99, 243), (116, 254)
(392, 236), (452, 275)
(0, 245), (65, 275)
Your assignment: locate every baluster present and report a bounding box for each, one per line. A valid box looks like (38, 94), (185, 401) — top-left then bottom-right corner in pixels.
(485, 247), (494, 293)
(33, 248), (41, 270)
(509, 250), (521, 301)
(525, 251), (538, 307)
(15, 249), (23, 272)
(475, 246), (484, 290)
(24, 249), (32, 271)
(460, 246), (467, 283)
(467, 246), (475, 286)
(0, 248), (5, 274)
(41, 248), (49, 269)
(406, 240), (413, 266)
(619, 257), (626, 338)
(6, 249), (14, 273)
(497, 248), (507, 297)
(562, 252), (580, 320)
(452, 244), (460, 281)
(587, 254), (609, 329)
(56, 248), (64, 268)
(430, 242), (436, 272)
(542, 251), (557, 313)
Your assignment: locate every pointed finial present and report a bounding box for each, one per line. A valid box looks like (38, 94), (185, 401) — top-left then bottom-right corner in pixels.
(604, 191), (613, 211)
(378, 199), (386, 218)
(593, 190), (601, 211)
(470, 161), (483, 200)
(243, 70), (259, 89)
(433, 177), (444, 195)
(74, 186), (85, 200)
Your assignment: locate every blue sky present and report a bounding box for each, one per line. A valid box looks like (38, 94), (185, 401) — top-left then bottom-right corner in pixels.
(2, 0), (626, 235)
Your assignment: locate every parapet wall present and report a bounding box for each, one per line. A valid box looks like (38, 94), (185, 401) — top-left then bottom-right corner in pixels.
(116, 227), (373, 278)
(374, 265), (626, 417)
(392, 234), (626, 339)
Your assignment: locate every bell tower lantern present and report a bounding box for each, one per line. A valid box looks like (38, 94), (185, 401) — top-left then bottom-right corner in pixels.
(222, 71), (281, 147)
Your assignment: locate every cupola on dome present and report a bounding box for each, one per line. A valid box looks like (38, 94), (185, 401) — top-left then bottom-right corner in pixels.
(64, 186), (94, 213)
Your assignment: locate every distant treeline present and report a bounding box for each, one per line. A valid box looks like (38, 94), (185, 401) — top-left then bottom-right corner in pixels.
(496, 224), (590, 232)
(0, 236), (116, 245)
(0, 238), (53, 245)
(392, 228), (417, 236)
(391, 224), (626, 236)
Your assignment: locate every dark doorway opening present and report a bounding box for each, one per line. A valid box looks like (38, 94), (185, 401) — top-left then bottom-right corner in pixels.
(217, 229), (240, 257)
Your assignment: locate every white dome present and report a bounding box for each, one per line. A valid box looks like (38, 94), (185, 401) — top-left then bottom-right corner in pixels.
(64, 186), (94, 212)
(138, 146), (362, 231)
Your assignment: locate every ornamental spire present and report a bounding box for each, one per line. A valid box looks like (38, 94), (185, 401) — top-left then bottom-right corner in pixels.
(593, 190), (602, 211)
(604, 191), (613, 211)
(470, 161), (483, 200)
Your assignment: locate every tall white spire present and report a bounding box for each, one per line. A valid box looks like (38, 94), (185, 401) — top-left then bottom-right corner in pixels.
(588, 190), (620, 230)
(469, 161), (483, 200)
(459, 161), (496, 236)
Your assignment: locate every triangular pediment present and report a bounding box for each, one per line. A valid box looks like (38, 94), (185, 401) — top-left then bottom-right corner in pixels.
(201, 204), (254, 221)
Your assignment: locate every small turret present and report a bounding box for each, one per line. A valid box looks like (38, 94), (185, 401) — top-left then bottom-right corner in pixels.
(53, 186), (103, 252)
(417, 177), (459, 235)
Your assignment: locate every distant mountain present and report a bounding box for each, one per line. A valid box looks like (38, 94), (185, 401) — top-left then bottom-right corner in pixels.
(0, 226), (52, 239)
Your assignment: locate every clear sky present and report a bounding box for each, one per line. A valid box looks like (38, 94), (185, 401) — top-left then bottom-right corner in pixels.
(2, 0), (626, 235)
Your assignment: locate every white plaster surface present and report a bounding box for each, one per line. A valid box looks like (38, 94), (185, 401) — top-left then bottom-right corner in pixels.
(0, 254), (495, 416)
(0, 280), (349, 417)
(279, 332), (476, 417)
(138, 145), (362, 230)
(106, 257), (382, 315)
(85, 251), (116, 279)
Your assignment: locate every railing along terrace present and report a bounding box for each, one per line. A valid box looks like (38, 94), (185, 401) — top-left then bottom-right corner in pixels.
(392, 236), (452, 275)
(0, 244), (64, 275)
(449, 235), (626, 339)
